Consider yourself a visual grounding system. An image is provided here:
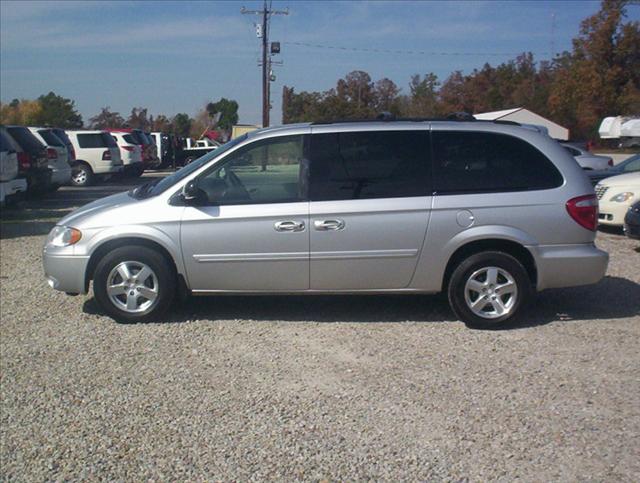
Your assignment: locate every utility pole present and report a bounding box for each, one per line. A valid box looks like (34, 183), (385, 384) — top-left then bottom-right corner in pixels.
(241, 2), (288, 128)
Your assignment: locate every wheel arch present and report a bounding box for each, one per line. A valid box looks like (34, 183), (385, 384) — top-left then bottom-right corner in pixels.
(84, 236), (184, 292)
(442, 238), (537, 292)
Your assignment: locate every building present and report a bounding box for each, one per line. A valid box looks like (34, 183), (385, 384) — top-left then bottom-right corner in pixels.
(474, 107), (569, 141)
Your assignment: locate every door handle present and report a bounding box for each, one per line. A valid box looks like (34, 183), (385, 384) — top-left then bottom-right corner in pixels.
(314, 219), (345, 231)
(274, 220), (305, 232)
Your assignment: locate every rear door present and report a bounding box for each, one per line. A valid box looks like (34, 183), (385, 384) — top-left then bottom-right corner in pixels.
(308, 128), (432, 290)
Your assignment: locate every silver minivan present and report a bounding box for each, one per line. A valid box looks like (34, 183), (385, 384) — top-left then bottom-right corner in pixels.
(43, 120), (608, 329)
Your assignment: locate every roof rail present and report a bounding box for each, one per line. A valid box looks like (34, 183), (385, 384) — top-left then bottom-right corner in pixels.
(311, 112), (521, 126)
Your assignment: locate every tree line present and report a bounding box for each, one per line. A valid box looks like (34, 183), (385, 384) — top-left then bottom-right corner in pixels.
(283, 0), (639, 140)
(0, 94), (239, 140)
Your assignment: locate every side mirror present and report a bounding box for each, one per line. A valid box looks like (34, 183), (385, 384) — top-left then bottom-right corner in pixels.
(182, 180), (206, 204)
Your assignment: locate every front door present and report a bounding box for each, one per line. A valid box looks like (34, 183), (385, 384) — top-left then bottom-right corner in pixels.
(308, 129), (432, 290)
(180, 134), (310, 291)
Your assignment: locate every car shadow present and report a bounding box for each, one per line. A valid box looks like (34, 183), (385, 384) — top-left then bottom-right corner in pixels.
(0, 175), (165, 240)
(82, 275), (640, 329)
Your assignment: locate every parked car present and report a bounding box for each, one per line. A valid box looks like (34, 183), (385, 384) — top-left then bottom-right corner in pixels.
(595, 172), (640, 227)
(3, 125), (52, 194)
(50, 128), (76, 163)
(43, 119), (608, 329)
(28, 127), (71, 189)
(108, 129), (159, 170)
(110, 131), (144, 177)
(561, 143), (613, 170)
(149, 132), (176, 168)
(623, 200), (640, 239)
(66, 130), (123, 186)
(0, 128), (27, 206)
(587, 154), (640, 185)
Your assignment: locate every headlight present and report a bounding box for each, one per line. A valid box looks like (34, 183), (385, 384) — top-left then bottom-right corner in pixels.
(47, 226), (82, 247)
(609, 192), (634, 203)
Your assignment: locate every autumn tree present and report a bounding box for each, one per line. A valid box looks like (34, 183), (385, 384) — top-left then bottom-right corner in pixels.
(0, 99), (43, 125)
(88, 107), (125, 129)
(127, 107), (151, 130)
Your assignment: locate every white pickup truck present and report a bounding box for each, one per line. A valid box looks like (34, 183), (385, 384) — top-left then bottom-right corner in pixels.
(177, 137), (221, 165)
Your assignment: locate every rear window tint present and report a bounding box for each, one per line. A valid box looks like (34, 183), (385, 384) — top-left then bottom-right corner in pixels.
(6, 127), (44, 154)
(310, 130), (431, 201)
(123, 134), (138, 144)
(102, 132), (117, 147)
(432, 131), (563, 194)
(0, 130), (14, 151)
(38, 129), (64, 147)
(77, 133), (109, 148)
(51, 129), (72, 146)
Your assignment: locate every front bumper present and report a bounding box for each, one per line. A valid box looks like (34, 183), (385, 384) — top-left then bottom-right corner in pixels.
(43, 250), (90, 294)
(529, 243), (609, 291)
(599, 199), (637, 226)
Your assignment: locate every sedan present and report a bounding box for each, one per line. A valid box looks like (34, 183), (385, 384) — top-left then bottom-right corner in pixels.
(588, 154), (640, 185)
(561, 143), (613, 170)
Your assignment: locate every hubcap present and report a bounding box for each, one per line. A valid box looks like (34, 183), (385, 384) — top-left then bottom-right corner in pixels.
(106, 261), (159, 313)
(464, 266), (518, 319)
(72, 170), (86, 184)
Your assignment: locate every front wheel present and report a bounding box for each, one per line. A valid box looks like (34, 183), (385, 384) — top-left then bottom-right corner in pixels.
(448, 251), (532, 330)
(93, 246), (176, 323)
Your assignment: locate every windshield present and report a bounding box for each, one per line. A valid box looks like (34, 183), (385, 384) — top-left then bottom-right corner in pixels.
(133, 134), (248, 199)
(621, 154), (640, 172)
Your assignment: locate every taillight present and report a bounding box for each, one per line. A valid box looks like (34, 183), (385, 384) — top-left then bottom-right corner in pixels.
(102, 150), (112, 160)
(47, 147), (57, 159)
(566, 194), (598, 231)
(607, 158), (613, 167)
(121, 146), (134, 152)
(17, 152), (31, 170)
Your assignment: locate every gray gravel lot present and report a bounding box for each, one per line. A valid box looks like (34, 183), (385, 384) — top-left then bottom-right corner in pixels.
(1, 179), (639, 481)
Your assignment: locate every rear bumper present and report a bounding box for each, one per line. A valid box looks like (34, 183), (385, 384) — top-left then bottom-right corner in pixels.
(51, 165), (72, 185)
(42, 251), (90, 294)
(0, 178), (27, 203)
(529, 243), (608, 291)
(93, 160), (124, 175)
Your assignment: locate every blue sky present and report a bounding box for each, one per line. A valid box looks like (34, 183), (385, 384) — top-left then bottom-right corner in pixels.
(2, 0), (633, 126)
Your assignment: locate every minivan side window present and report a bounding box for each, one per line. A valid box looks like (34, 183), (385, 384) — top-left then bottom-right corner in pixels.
(432, 131), (563, 194)
(309, 130), (430, 201)
(196, 135), (305, 205)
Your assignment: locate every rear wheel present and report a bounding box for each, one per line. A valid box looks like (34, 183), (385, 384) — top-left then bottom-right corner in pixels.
(71, 163), (93, 186)
(448, 251), (532, 329)
(93, 246), (176, 323)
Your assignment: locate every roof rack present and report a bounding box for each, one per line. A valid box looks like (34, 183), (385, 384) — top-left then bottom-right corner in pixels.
(311, 112), (521, 126)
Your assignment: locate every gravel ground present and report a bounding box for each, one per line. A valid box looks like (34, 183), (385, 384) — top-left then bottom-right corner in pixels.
(1, 181), (639, 481)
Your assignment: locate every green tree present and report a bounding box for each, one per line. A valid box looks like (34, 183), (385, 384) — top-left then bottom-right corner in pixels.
(172, 113), (192, 137)
(37, 91), (83, 128)
(88, 107), (125, 129)
(206, 98), (239, 131)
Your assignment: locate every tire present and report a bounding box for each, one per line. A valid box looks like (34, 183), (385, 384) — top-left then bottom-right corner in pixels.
(70, 163), (94, 187)
(447, 251), (532, 330)
(93, 246), (176, 323)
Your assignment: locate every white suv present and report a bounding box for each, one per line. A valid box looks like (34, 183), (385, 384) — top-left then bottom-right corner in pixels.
(110, 132), (144, 177)
(66, 130), (123, 186)
(28, 127), (71, 189)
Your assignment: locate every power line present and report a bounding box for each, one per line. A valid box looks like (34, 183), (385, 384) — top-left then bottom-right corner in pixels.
(283, 41), (551, 57)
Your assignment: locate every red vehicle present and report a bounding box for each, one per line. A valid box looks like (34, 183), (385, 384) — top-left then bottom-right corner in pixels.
(106, 128), (159, 169)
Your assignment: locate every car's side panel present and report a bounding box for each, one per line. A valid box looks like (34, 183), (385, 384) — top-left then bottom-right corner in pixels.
(309, 197), (432, 289)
